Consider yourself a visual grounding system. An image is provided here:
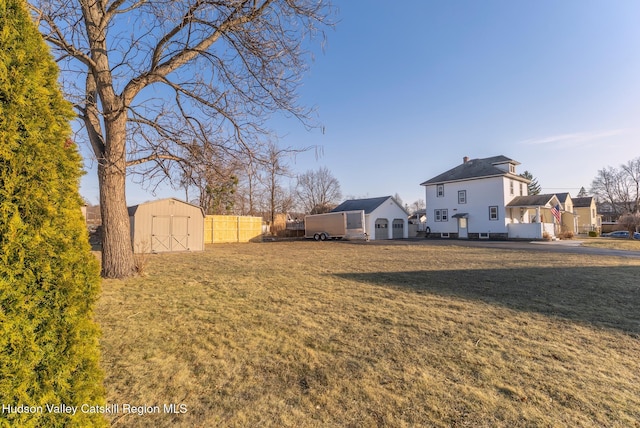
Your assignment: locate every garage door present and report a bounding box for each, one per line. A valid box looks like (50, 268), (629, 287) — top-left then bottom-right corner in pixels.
(374, 218), (389, 240)
(392, 219), (404, 239)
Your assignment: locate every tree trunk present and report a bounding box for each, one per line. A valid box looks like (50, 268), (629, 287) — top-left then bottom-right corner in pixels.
(98, 118), (136, 278)
(98, 164), (135, 278)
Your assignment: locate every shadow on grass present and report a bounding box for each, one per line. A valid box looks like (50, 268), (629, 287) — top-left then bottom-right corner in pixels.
(334, 266), (640, 335)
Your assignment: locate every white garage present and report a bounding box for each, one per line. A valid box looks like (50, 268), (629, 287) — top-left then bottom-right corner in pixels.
(332, 196), (409, 240)
(128, 198), (205, 253)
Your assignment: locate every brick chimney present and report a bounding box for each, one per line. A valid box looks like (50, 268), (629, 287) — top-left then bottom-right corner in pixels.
(463, 156), (469, 164)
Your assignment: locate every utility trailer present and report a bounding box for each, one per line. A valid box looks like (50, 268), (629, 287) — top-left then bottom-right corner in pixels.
(304, 210), (367, 241)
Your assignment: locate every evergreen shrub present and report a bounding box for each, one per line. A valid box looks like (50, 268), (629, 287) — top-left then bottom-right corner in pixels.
(0, 0), (106, 426)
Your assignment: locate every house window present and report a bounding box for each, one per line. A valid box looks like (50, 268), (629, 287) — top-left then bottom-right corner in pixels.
(510, 180), (514, 195)
(458, 190), (467, 204)
(519, 182), (524, 196)
(509, 164), (516, 174)
(437, 184), (444, 197)
(489, 206), (499, 220)
(434, 209), (448, 222)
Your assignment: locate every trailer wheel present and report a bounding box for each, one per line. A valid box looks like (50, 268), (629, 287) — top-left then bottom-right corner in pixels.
(320, 233), (328, 241)
(313, 233), (321, 241)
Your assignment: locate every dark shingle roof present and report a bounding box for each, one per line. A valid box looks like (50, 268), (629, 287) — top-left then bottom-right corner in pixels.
(420, 155), (525, 186)
(572, 196), (594, 207)
(555, 192), (570, 203)
(332, 196), (395, 214)
(506, 194), (558, 207)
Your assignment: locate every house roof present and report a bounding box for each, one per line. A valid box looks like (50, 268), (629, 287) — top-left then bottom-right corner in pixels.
(506, 194), (560, 208)
(332, 196), (407, 215)
(572, 196), (594, 207)
(420, 155), (527, 186)
(555, 192), (571, 203)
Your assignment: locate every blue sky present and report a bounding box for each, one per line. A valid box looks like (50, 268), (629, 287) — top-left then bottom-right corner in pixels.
(80, 0), (640, 208)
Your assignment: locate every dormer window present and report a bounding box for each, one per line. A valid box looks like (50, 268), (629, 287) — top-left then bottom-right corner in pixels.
(509, 163), (516, 174)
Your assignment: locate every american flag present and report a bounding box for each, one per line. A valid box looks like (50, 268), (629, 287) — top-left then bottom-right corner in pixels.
(550, 204), (561, 223)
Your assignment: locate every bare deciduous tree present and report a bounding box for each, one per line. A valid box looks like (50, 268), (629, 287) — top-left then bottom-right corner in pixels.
(179, 145), (243, 215)
(29, 0), (333, 278)
(410, 199), (425, 214)
(591, 157), (640, 216)
(617, 212), (640, 238)
(260, 143), (293, 225)
(296, 166), (342, 214)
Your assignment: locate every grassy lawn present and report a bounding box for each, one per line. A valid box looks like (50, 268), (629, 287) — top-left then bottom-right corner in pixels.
(96, 242), (640, 427)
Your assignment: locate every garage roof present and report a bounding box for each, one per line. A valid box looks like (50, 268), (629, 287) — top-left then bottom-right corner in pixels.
(332, 196), (399, 215)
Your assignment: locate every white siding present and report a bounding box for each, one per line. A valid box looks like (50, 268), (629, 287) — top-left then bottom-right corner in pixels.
(365, 198), (409, 240)
(425, 176), (528, 236)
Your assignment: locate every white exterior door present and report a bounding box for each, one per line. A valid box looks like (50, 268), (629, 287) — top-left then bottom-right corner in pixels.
(458, 217), (468, 239)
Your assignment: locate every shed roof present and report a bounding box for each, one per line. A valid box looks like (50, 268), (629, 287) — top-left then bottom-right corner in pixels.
(332, 196), (407, 215)
(420, 155), (527, 186)
(127, 197), (205, 217)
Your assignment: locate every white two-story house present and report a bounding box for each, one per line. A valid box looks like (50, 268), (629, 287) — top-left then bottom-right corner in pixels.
(420, 155), (558, 239)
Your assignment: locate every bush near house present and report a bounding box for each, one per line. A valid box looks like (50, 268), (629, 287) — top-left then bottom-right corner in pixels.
(0, 1), (106, 426)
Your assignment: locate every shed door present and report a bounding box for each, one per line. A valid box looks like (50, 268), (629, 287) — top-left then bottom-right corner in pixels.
(151, 215), (190, 252)
(374, 218), (389, 240)
(172, 216), (190, 251)
(392, 219), (404, 239)
(151, 216), (171, 252)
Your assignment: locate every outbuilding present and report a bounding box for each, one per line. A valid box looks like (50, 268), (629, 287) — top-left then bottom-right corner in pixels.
(128, 198), (205, 253)
(332, 196), (409, 240)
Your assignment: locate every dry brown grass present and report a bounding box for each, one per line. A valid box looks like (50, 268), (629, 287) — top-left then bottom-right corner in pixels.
(96, 241), (640, 427)
(581, 237), (640, 251)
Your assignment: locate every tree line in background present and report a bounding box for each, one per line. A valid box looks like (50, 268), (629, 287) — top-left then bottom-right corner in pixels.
(590, 157), (640, 215)
(590, 156), (640, 236)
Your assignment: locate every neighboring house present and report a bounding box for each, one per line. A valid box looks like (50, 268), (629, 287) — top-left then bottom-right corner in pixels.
(420, 155), (559, 239)
(408, 209), (427, 236)
(556, 192), (577, 234)
(332, 196), (409, 240)
(597, 201), (627, 232)
(506, 194), (561, 239)
(572, 196), (600, 233)
(128, 198), (205, 253)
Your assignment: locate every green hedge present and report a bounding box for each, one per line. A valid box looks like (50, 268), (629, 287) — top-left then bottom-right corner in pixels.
(0, 0), (106, 426)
